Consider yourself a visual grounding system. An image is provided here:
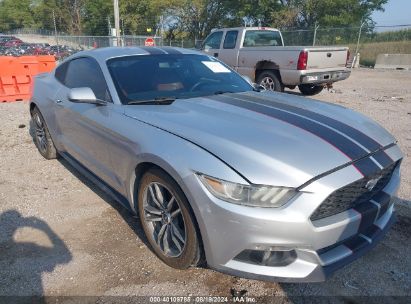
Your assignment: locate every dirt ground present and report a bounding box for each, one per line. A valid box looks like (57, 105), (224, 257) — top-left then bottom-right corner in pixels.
(0, 68), (410, 303)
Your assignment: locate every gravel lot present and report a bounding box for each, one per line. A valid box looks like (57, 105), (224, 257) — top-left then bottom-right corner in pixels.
(0, 68), (410, 302)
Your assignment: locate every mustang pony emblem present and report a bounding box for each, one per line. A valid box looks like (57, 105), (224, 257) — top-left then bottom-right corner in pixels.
(365, 176), (382, 191)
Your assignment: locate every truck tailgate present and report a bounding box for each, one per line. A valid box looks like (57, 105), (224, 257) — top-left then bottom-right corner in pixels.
(307, 49), (347, 69)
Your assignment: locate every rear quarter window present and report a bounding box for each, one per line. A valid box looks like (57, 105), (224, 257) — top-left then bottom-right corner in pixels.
(54, 62), (68, 84)
(223, 31), (238, 49)
(243, 30), (283, 47)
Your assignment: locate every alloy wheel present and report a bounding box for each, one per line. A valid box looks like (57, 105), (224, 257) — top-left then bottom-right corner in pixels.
(34, 113), (48, 154)
(260, 76), (275, 91)
(142, 182), (186, 257)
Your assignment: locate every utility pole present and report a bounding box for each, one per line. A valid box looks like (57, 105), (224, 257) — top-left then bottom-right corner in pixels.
(353, 19), (366, 68)
(160, 15), (164, 46)
(121, 18), (125, 45)
(313, 22), (319, 46)
(53, 10), (60, 55)
(113, 0), (121, 46)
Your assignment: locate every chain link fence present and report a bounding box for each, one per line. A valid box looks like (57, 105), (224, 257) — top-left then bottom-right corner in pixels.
(7, 28), (197, 51)
(5, 25), (411, 66)
(281, 25), (411, 66)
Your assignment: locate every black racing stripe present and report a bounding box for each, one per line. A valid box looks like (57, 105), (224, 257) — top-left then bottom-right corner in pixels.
(159, 47), (182, 54)
(210, 95), (379, 175)
(344, 235), (368, 252)
(354, 202), (379, 231)
(139, 47), (166, 55)
(238, 93), (393, 162)
(362, 225), (382, 240)
(297, 142), (397, 190)
(372, 149), (394, 168)
(354, 157), (383, 177)
(372, 192), (391, 217)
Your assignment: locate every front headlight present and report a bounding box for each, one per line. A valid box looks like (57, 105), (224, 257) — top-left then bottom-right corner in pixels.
(198, 174), (297, 208)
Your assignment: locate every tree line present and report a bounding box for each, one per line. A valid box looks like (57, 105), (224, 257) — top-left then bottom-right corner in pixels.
(0, 0), (388, 39)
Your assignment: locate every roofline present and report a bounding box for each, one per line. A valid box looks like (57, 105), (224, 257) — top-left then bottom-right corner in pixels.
(211, 27), (280, 32)
(63, 46), (206, 62)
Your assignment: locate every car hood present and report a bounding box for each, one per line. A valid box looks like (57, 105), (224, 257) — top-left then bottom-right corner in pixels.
(123, 91), (395, 187)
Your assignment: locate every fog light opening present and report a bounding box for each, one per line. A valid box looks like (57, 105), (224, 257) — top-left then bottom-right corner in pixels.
(234, 249), (297, 267)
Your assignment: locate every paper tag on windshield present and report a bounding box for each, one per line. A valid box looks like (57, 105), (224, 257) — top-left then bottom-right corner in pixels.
(202, 61), (231, 73)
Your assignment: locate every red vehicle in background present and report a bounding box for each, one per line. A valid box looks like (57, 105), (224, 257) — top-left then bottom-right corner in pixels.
(3, 38), (23, 48)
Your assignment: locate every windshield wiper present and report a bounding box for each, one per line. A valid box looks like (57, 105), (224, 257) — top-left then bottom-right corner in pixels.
(127, 97), (177, 105)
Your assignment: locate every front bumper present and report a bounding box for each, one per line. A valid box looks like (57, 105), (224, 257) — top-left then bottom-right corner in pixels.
(216, 211), (396, 282)
(183, 146), (402, 282)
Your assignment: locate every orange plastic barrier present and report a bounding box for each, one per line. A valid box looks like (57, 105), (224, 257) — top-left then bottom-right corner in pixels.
(0, 56), (56, 102)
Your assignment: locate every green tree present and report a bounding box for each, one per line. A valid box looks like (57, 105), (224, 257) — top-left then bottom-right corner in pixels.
(174, 0), (227, 39)
(0, 0), (36, 32)
(83, 0), (113, 36)
(277, 0), (388, 28)
(227, 0), (283, 27)
(31, 0), (83, 34)
(0, 0), (390, 38)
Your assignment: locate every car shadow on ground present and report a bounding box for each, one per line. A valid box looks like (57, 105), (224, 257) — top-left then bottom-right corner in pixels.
(0, 210), (72, 296)
(29, 116), (157, 260)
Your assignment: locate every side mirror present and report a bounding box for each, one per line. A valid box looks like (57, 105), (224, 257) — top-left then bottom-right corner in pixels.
(67, 87), (106, 105)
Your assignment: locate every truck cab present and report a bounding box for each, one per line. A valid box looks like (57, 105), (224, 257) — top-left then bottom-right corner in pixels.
(199, 27), (351, 96)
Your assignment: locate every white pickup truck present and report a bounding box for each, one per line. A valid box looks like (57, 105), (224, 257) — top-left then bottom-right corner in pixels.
(199, 27), (351, 95)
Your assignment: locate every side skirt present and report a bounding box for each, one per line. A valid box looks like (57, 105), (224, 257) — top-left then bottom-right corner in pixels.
(59, 152), (133, 213)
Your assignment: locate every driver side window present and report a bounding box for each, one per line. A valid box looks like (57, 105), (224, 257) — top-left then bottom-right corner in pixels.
(203, 31), (223, 50)
(63, 58), (111, 102)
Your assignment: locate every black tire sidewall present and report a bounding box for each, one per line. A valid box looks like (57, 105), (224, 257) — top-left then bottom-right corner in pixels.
(298, 84), (324, 96)
(137, 168), (201, 269)
(31, 107), (57, 159)
(257, 70), (284, 92)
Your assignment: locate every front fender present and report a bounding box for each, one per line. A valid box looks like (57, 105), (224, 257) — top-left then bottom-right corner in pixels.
(117, 122), (248, 260)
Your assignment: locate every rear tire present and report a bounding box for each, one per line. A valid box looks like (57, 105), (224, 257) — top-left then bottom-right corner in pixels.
(137, 168), (202, 269)
(257, 70), (284, 92)
(298, 84), (324, 96)
(31, 107), (58, 159)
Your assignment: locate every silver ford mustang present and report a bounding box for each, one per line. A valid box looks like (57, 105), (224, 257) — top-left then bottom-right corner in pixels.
(30, 47), (402, 282)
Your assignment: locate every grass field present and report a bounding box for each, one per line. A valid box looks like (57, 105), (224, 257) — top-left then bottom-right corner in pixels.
(350, 40), (411, 66)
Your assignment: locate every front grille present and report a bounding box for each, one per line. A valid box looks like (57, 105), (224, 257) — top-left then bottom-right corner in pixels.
(310, 161), (398, 221)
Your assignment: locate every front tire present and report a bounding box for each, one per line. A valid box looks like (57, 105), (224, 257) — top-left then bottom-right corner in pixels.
(31, 107), (58, 159)
(137, 168), (202, 269)
(298, 84), (324, 96)
(256, 70), (284, 92)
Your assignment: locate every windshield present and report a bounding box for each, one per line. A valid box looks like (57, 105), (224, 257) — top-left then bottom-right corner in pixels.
(106, 54), (253, 104)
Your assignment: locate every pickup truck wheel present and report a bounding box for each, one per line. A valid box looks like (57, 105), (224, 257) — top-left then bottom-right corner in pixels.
(298, 84), (324, 96)
(257, 71), (284, 92)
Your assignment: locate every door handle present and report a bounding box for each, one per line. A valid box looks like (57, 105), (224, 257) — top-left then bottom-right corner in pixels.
(55, 99), (62, 103)
(213, 53), (219, 57)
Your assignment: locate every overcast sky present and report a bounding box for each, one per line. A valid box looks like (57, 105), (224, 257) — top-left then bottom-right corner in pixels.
(372, 0), (410, 26)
